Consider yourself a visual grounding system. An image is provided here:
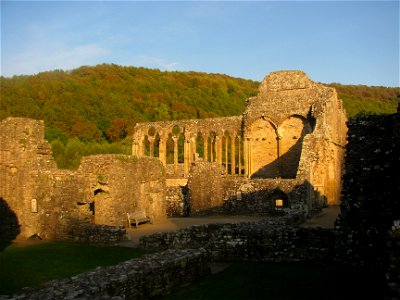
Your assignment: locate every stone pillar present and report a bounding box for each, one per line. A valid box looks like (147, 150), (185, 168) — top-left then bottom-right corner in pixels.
(172, 136), (179, 176)
(203, 133), (209, 162)
(238, 137), (242, 175)
(159, 136), (167, 167)
(191, 136), (197, 162)
(210, 135), (214, 162)
(132, 137), (139, 156)
(230, 134), (236, 175)
(277, 131), (283, 158)
(184, 134), (191, 176)
(134, 136), (144, 157)
(244, 137), (251, 177)
(148, 137), (155, 158)
(225, 136), (229, 174)
(248, 138), (252, 177)
(216, 135), (223, 167)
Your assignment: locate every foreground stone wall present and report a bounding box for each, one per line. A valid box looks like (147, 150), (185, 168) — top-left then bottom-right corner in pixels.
(140, 215), (333, 264)
(334, 111), (399, 297)
(386, 221), (400, 299)
(5, 249), (209, 300)
(335, 113), (400, 267)
(0, 117), (166, 241)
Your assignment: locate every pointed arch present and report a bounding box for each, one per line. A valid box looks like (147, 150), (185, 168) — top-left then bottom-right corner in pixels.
(249, 117), (279, 178)
(278, 115), (312, 178)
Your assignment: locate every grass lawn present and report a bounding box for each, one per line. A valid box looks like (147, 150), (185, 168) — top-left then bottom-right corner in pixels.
(158, 262), (387, 300)
(0, 242), (151, 295)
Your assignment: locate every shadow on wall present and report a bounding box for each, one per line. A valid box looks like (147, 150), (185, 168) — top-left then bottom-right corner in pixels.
(190, 180), (326, 216)
(251, 122), (311, 179)
(0, 197), (21, 251)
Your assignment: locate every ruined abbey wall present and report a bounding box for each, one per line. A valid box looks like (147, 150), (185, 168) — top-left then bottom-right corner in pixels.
(133, 70), (347, 216)
(1, 70), (348, 240)
(242, 71), (347, 204)
(132, 116), (242, 177)
(0, 118), (166, 240)
(187, 162), (316, 216)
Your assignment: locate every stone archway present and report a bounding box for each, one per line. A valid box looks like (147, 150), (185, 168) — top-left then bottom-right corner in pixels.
(277, 115), (312, 178)
(249, 117), (278, 178)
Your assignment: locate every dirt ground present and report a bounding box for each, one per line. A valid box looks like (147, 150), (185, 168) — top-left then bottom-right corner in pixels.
(121, 215), (265, 247)
(10, 206), (340, 248)
(121, 205), (340, 247)
(300, 205), (340, 229)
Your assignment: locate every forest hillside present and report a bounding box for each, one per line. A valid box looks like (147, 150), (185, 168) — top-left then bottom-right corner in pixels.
(1, 64), (398, 168)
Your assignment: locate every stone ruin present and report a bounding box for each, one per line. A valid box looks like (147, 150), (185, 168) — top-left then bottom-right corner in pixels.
(0, 118), (166, 241)
(0, 70), (347, 242)
(133, 70), (347, 216)
(3, 70), (400, 299)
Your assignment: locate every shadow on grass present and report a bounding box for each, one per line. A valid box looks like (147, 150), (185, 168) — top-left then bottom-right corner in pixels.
(157, 262), (386, 300)
(0, 242), (152, 296)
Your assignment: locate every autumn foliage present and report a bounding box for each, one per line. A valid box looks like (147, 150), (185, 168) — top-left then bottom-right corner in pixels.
(1, 64), (398, 168)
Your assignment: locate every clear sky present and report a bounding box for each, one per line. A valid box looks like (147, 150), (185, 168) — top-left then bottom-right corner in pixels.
(1, 1), (399, 86)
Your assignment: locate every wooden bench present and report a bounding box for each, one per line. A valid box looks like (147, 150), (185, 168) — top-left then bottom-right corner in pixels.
(127, 211), (153, 229)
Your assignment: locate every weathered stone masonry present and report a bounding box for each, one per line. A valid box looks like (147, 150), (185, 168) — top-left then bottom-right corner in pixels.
(5, 249), (209, 300)
(0, 118), (166, 240)
(133, 70), (348, 216)
(139, 216), (334, 264)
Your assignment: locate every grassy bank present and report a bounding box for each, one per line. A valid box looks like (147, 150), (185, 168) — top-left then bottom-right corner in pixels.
(0, 242), (151, 295)
(158, 261), (386, 300)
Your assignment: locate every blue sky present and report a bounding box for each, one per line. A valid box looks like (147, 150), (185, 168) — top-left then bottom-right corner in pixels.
(1, 1), (399, 86)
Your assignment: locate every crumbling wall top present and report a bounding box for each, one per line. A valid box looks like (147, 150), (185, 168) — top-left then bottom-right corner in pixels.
(258, 70), (313, 93)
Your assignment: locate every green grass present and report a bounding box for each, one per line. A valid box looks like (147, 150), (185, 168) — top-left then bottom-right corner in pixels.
(0, 243), (388, 299)
(0, 242), (151, 295)
(158, 262), (386, 300)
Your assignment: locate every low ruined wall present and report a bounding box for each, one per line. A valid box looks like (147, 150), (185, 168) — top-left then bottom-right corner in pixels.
(140, 216), (333, 264)
(61, 224), (128, 245)
(6, 249), (210, 300)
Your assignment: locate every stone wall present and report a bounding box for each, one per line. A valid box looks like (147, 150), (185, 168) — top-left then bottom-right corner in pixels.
(187, 162), (244, 214)
(78, 155), (166, 226)
(0, 117), (166, 241)
(187, 161), (325, 216)
(334, 111), (399, 297)
(386, 221), (400, 299)
(335, 113), (400, 267)
(243, 70), (347, 205)
(63, 224), (128, 244)
(5, 249), (209, 300)
(139, 218), (333, 264)
(132, 116), (243, 177)
(165, 185), (188, 217)
(133, 70), (347, 215)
